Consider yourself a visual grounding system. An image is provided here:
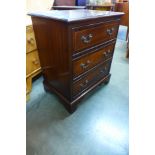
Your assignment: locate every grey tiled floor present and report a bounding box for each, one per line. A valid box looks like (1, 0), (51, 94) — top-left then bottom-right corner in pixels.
(27, 27), (129, 155)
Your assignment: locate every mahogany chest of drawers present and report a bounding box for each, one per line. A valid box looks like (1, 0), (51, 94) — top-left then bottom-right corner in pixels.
(29, 10), (124, 113)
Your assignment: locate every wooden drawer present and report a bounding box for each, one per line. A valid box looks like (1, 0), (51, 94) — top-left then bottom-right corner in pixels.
(26, 50), (41, 76)
(26, 25), (37, 53)
(73, 20), (119, 52)
(72, 59), (112, 97)
(73, 41), (115, 78)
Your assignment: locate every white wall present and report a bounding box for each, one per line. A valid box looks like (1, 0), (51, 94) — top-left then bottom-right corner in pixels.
(26, 0), (54, 25)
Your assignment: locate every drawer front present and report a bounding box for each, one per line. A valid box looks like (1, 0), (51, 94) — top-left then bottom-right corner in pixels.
(73, 42), (115, 78)
(26, 26), (37, 53)
(73, 20), (119, 52)
(72, 59), (112, 97)
(26, 50), (41, 76)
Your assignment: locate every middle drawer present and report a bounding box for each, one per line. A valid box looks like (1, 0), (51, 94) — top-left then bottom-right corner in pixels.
(73, 41), (115, 79)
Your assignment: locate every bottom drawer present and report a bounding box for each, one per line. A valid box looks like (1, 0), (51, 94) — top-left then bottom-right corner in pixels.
(72, 59), (112, 97)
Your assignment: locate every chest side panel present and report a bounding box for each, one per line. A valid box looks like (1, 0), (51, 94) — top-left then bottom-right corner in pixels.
(32, 17), (71, 99)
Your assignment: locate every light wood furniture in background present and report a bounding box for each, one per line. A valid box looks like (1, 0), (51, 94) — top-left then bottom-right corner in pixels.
(115, 2), (128, 28)
(26, 25), (41, 100)
(52, 6), (86, 10)
(26, 0), (55, 101)
(115, 1), (129, 58)
(86, 4), (114, 11)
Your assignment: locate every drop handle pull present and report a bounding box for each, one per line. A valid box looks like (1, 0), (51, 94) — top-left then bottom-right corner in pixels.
(103, 50), (111, 57)
(80, 60), (91, 69)
(106, 27), (115, 35)
(107, 49), (111, 53)
(100, 66), (108, 73)
(27, 38), (35, 44)
(81, 34), (93, 43)
(103, 52), (108, 57)
(32, 58), (39, 65)
(80, 79), (89, 88)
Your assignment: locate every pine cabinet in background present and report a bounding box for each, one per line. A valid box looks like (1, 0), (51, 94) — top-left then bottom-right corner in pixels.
(26, 25), (41, 101)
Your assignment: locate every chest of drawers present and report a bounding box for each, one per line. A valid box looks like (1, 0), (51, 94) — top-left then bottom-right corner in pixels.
(29, 10), (124, 113)
(26, 25), (41, 100)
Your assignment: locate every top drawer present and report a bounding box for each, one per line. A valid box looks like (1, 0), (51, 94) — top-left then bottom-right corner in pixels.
(73, 20), (119, 52)
(26, 25), (37, 53)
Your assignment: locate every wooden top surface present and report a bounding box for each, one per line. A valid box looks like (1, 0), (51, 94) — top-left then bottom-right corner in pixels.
(28, 10), (124, 23)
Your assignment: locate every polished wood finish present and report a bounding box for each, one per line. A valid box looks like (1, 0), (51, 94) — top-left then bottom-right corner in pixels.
(115, 2), (129, 27)
(115, 2), (129, 57)
(29, 10), (124, 22)
(26, 25), (41, 100)
(73, 20), (119, 52)
(29, 10), (123, 113)
(73, 59), (112, 97)
(73, 41), (115, 78)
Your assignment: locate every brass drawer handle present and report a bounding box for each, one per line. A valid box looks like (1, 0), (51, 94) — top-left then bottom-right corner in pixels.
(103, 50), (111, 57)
(107, 49), (111, 53)
(27, 38), (34, 44)
(80, 79), (89, 88)
(106, 27), (115, 36)
(81, 34), (93, 43)
(100, 66), (108, 73)
(103, 52), (108, 57)
(32, 59), (39, 65)
(80, 60), (91, 69)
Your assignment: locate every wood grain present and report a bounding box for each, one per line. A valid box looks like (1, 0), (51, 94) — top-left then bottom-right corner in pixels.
(26, 25), (41, 101)
(29, 10), (123, 112)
